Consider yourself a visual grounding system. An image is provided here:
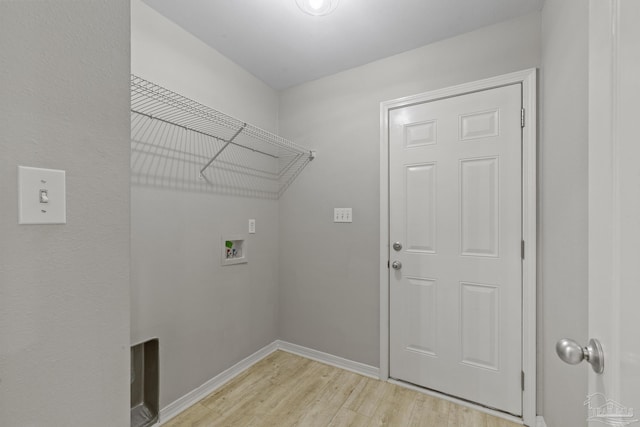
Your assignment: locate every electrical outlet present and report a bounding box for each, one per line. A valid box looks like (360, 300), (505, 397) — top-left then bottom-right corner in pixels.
(248, 219), (256, 234)
(333, 208), (353, 223)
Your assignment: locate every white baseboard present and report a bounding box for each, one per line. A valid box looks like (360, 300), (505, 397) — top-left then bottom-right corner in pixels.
(536, 416), (547, 427)
(275, 340), (380, 379)
(159, 341), (279, 424)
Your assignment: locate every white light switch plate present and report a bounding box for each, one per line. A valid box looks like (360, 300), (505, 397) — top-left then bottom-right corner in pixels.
(18, 166), (66, 224)
(333, 208), (352, 223)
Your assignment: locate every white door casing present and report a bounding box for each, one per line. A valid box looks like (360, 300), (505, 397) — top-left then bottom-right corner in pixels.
(588, 1), (640, 425)
(380, 69), (537, 426)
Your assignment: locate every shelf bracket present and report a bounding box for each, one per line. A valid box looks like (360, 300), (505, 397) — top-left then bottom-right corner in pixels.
(200, 123), (247, 177)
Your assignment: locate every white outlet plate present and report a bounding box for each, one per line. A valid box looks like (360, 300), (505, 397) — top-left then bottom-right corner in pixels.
(18, 166), (66, 225)
(248, 219), (256, 234)
(333, 208), (352, 223)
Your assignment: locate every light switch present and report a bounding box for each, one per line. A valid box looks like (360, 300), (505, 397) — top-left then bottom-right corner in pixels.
(18, 166), (66, 224)
(333, 208), (353, 223)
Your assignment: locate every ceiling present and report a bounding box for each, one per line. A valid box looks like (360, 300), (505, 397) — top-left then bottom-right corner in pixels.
(143, 0), (544, 90)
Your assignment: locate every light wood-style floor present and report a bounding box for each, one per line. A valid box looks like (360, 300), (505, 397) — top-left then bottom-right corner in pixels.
(163, 351), (520, 427)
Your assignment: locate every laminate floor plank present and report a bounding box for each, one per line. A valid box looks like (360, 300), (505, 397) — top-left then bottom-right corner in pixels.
(327, 408), (371, 427)
(369, 383), (418, 426)
(199, 352), (313, 424)
(296, 370), (366, 427)
(345, 377), (390, 418)
(163, 403), (217, 427)
(447, 404), (487, 427)
(408, 394), (451, 427)
(161, 351), (521, 427)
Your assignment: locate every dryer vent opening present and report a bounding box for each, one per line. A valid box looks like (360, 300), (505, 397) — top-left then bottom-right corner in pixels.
(131, 339), (159, 427)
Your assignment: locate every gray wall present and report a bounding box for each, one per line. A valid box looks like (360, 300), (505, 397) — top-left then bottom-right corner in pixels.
(540, 0), (589, 425)
(0, 2), (131, 426)
(278, 13), (541, 368)
(130, 0), (281, 408)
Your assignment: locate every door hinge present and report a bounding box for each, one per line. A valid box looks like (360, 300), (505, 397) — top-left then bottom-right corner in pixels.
(521, 240), (525, 260)
(521, 371), (525, 391)
(387, 260), (390, 269)
(521, 108), (525, 128)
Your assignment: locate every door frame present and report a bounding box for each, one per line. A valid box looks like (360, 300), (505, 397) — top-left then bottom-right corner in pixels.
(379, 69), (537, 426)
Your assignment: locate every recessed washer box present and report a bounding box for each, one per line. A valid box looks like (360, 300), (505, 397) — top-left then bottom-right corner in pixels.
(221, 235), (248, 266)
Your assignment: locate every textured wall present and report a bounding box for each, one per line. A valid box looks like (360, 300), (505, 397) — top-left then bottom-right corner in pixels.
(0, 1), (131, 426)
(540, 0), (589, 425)
(277, 13), (541, 368)
(131, 0), (281, 409)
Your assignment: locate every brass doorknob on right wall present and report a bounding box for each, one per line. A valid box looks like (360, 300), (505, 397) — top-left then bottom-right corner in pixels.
(556, 338), (604, 374)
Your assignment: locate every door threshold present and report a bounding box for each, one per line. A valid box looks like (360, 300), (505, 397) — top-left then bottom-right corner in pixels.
(388, 378), (525, 426)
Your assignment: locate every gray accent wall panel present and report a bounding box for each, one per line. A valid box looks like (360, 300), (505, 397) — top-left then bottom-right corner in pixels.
(0, 1), (131, 425)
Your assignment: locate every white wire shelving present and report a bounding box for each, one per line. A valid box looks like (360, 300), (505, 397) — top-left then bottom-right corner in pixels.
(130, 75), (315, 198)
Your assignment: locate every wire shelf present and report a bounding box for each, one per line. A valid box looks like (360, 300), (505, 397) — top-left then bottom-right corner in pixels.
(130, 75), (314, 199)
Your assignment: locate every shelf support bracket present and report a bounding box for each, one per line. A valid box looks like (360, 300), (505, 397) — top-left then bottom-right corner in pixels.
(200, 123), (247, 177)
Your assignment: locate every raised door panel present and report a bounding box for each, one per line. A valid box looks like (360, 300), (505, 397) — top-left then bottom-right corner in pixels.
(460, 157), (500, 257)
(404, 120), (438, 148)
(460, 282), (500, 371)
(405, 277), (438, 357)
(459, 109), (499, 141)
(405, 163), (437, 253)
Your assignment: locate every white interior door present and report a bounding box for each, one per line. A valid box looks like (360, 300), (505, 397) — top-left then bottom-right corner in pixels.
(389, 84), (523, 416)
(587, 1), (640, 425)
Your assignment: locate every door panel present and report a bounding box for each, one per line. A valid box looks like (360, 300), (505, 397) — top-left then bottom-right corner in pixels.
(405, 277), (438, 356)
(588, 1), (640, 425)
(405, 163), (437, 253)
(389, 84), (523, 415)
(460, 281), (500, 371)
(460, 156), (500, 257)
